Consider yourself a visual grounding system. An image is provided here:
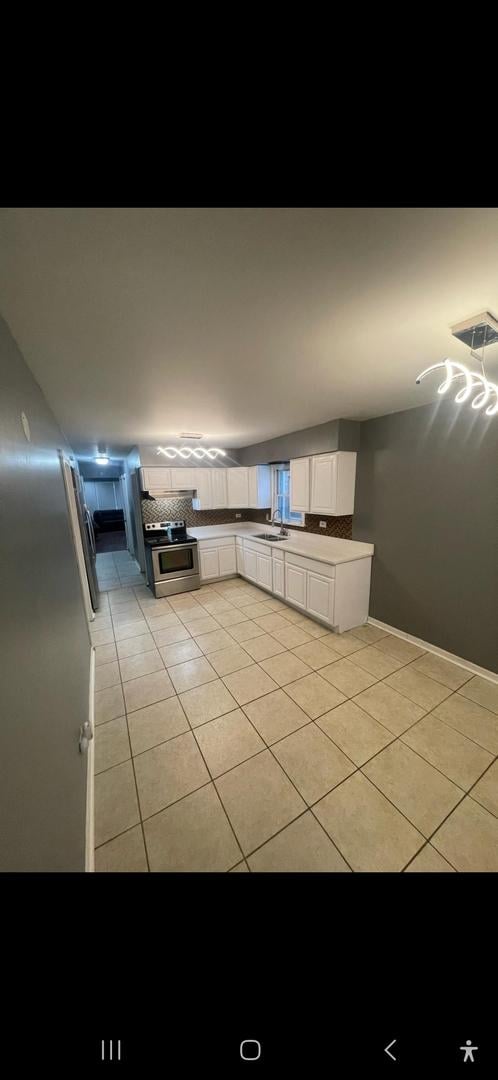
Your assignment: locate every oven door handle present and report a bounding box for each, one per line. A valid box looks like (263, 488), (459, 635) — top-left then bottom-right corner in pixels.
(152, 542), (197, 552)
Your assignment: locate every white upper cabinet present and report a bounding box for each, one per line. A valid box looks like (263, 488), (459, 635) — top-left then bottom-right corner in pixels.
(310, 452), (357, 516)
(140, 467), (172, 491)
(290, 458), (310, 512)
(210, 469), (228, 509)
(248, 465), (271, 508)
(227, 467), (249, 508)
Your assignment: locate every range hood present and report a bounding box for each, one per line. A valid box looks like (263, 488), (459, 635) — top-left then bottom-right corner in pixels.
(142, 488), (196, 500)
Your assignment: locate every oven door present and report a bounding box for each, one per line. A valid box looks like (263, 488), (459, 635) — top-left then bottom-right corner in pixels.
(151, 542), (199, 582)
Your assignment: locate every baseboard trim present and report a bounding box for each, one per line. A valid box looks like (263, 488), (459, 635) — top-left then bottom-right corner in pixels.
(367, 617), (498, 684)
(85, 648), (95, 872)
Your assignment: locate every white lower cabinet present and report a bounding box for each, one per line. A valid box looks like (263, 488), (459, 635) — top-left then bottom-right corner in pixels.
(198, 531), (371, 633)
(272, 555), (284, 597)
(199, 539), (236, 581)
(284, 562), (307, 610)
(307, 570), (335, 622)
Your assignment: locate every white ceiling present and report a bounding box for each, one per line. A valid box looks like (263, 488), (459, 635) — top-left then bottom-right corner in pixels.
(1, 207), (498, 457)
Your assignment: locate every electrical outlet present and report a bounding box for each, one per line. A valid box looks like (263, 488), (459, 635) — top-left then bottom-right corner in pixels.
(319, 520), (327, 528)
(235, 513), (241, 519)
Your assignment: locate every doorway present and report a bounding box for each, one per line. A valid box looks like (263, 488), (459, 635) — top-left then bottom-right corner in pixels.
(82, 476), (127, 553)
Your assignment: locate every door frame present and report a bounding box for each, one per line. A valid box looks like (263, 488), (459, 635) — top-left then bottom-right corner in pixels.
(59, 451), (95, 623)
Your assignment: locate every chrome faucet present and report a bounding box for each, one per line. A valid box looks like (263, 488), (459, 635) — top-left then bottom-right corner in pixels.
(270, 509), (289, 537)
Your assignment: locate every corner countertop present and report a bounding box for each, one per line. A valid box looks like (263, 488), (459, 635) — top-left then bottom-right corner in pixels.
(188, 522), (374, 566)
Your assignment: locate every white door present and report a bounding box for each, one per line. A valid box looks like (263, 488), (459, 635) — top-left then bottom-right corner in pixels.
(210, 469), (228, 508)
(285, 562), (307, 609)
(272, 558), (284, 597)
(256, 552), (272, 590)
(243, 546), (258, 582)
(219, 545), (236, 576)
(200, 549), (220, 580)
(236, 544), (245, 576)
(227, 467), (249, 508)
(307, 571), (334, 623)
(290, 458), (310, 512)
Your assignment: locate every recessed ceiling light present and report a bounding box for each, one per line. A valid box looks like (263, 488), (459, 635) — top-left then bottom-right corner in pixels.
(95, 455), (110, 465)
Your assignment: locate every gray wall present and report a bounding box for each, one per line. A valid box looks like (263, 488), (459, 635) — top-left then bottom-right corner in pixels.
(353, 399), (498, 672)
(237, 419), (361, 465)
(0, 317), (90, 870)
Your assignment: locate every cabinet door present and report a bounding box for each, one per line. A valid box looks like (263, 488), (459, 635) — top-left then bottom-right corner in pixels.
(219, 545), (236, 576)
(243, 546), (258, 582)
(285, 562), (307, 609)
(310, 454), (336, 514)
(307, 570), (334, 623)
(248, 465), (271, 508)
(256, 553), (272, 591)
(200, 549), (219, 581)
(192, 469), (211, 509)
(227, 468), (249, 508)
(248, 467), (258, 508)
(236, 544), (245, 576)
(290, 458), (310, 512)
(140, 467), (172, 490)
(171, 467), (196, 489)
(310, 452), (357, 515)
(272, 558), (284, 597)
(210, 469), (227, 508)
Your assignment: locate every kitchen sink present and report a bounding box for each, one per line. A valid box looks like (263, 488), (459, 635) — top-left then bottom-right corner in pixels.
(254, 533), (289, 541)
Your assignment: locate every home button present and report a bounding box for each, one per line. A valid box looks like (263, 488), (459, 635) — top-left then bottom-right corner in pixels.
(240, 1039), (262, 1061)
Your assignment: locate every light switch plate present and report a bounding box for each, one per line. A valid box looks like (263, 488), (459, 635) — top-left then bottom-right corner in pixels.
(319, 520), (326, 528)
(235, 513), (241, 519)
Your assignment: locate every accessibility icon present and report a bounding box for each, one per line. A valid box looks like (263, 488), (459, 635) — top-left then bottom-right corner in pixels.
(459, 1040), (478, 1063)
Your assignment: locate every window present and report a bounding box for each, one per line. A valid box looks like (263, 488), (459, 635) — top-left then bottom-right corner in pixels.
(271, 464), (304, 526)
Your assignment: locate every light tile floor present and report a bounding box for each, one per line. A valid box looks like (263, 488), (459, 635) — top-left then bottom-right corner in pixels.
(92, 551), (498, 872)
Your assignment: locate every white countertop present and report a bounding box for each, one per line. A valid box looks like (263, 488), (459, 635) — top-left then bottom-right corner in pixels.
(188, 522), (374, 566)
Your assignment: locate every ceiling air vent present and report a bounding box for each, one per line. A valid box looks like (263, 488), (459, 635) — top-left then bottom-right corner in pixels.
(450, 311), (498, 350)
(179, 432), (204, 439)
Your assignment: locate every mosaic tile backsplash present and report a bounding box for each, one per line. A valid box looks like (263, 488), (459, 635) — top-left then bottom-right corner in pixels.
(141, 498), (352, 539)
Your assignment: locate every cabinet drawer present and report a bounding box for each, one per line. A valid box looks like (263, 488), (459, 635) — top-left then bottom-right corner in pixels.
(198, 536), (235, 550)
(271, 547), (284, 561)
(284, 552), (335, 578)
(244, 538), (269, 555)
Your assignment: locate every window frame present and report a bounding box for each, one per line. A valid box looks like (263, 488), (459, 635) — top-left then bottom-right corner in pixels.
(271, 463), (305, 527)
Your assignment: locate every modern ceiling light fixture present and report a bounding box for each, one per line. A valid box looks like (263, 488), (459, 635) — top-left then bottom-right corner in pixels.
(416, 311), (498, 417)
(156, 446), (227, 459)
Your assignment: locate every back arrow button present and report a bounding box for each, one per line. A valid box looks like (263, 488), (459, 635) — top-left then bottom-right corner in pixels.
(384, 1039), (397, 1061)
